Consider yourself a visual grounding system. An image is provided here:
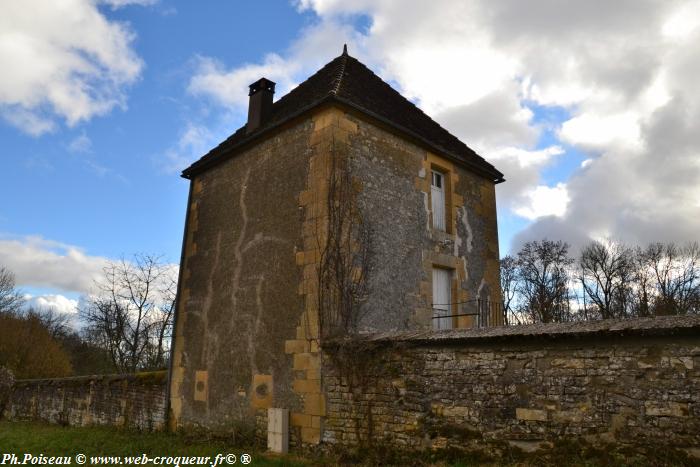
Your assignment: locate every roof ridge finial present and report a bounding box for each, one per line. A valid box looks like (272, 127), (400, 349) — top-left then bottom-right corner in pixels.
(342, 43), (348, 56)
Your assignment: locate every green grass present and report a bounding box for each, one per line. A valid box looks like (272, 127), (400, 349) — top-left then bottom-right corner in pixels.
(1, 422), (698, 467)
(0, 421), (307, 466)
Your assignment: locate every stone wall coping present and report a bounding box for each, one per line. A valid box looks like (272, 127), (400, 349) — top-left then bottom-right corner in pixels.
(326, 315), (700, 348)
(13, 370), (167, 386)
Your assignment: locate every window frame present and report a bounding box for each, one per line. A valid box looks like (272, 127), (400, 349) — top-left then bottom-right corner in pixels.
(432, 267), (453, 330)
(430, 168), (447, 232)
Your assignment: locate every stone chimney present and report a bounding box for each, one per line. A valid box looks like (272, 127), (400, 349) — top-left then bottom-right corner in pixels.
(246, 77), (275, 134)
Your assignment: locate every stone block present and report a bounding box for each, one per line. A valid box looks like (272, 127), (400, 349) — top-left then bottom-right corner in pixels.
(310, 340), (319, 352)
(302, 279), (314, 296)
(293, 379), (321, 394)
(304, 393), (326, 416)
(297, 190), (313, 206)
(194, 370), (208, 402)
(677, 357), (694, 369)
(293, 353), (311, 370)
(290, 412), (312, 427)
(507, 440), (547, 453)
(551, 358), (585, 369)
(285, 339), (309, 354)
(338, 115), (358, 132)
(645, 402), (688, 417)
(301, 220), (317, 237)
(551, 410), (583, 423)
(443, 405), (470, 418)
(251, 374), (273, 409)
(431, 402), (445, 416)
(267, 408), (289, 454)
(516, 408), (548, 422)
(310, 125), (333, 146)
(301, 426), (321, 444)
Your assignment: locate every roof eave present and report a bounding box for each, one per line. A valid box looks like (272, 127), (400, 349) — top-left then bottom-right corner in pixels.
(180, 95), (337, 180)
(181, 95), (505, 184)
(331, 96), (505, 183)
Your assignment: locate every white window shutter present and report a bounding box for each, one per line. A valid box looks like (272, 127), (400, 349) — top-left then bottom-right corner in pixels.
(432, 268), (452, 330)
(431, 170), (446, 231)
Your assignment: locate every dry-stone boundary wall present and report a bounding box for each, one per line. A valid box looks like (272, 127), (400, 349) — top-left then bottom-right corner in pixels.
(322, 316), (700, 450)
(6, 372), (166, 431)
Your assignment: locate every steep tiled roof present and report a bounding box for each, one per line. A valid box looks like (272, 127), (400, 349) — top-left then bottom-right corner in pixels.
(182, 50), (504, 182)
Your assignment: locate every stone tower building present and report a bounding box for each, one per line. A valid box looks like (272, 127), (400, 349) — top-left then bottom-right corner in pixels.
(169, 48), (504, 443)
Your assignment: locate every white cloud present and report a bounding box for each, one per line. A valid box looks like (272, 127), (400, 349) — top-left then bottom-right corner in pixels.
(436, 84), (537, 152)
(160, 123), (216, 174)
(188, 54), (301, 109)
(559, 112), (642, 151)
(490, 146), (565, 168)
(67, 133), (93, 154)
(1, 106), (55, 136)
(25, 294), (79, 316)
(490, 146), (564, 215)
(661, 1), (700, 39)
(514, 183), (570, 220)
(100, 0), (158, 9)
(0, 235), (108, 294)
(0, 0), (145, 135)
(186, 18), (362, 113)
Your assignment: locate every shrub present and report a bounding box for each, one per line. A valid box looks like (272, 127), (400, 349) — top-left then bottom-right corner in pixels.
(0, 314), (72, 379)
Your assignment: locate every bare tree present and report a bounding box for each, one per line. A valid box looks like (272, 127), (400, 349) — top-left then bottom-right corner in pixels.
(81, 254), (176, 372)
(502, 239), (699, 325)
(81, 297), (126, 371)
(144, 271), (177, 369)
(640, 242), (700, 315)
(500, 255), (519, 324)
(25, 306), (72, 339)
(516, 240), (574, 323)
(677, 243), (700, 314)
(579, 239), (634, 319)
(0, 266), (24, 316)
(631, 245), (656, 317)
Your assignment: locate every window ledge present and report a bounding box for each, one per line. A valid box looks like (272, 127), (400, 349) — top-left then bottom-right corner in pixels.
(430, 228), (455, 243)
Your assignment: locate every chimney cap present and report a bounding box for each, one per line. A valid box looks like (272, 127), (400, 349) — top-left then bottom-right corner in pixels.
(248, 77), (276, 96)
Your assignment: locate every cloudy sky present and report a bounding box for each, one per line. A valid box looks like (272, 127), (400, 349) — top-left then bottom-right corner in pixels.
(2, 0), (699, 317)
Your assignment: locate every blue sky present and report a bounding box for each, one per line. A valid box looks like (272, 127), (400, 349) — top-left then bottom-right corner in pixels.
(2, 0), (699, 316)
(3, 1), (314, 259)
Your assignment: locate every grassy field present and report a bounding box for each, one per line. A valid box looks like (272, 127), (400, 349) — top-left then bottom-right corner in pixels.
(1, 421), (698, 466)
(0, 421), (306, 466)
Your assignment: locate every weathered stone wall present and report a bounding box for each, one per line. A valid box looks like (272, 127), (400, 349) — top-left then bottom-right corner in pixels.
(322, 316), (700, 450)
(170, 103), (503, 443)
(343, 111), (501, 332)
(170, 115), (315, 434)
(344, 113), (426, 332)
(6, 372), (166, 430)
